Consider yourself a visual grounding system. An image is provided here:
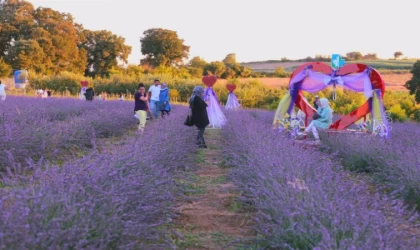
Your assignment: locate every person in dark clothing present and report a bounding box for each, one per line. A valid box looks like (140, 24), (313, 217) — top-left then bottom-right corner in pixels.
(85, 87), (94, 101)
(47, 89), (52, 97)
(189, 86), (210, 148)
(134, 83), (149, 132)
(314, 95), (320, 110)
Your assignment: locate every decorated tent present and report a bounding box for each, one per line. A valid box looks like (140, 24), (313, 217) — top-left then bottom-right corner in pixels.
(273, 62), (390, 137)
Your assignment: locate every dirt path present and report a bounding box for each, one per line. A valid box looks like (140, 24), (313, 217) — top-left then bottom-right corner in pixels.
(174, 129), (254, 249)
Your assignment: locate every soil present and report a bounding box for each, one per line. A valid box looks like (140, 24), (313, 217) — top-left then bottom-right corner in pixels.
(175, 129), (254, 249)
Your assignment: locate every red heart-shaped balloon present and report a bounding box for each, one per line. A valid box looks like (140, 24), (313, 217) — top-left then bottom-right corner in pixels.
(80, 81), (89, 87)
(226, 83), (236, 92)
(202, 75), (217, 87)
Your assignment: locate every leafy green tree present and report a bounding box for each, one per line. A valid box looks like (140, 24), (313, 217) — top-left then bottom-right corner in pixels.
(222, 53), (236, 66)
(33, 7), (87, 74)
(394, 51), (403, 59)
(140, 28), (189, 67)
(124, 65), (145, 77)
(346, 52), (363, 61)
(204, 61), (226, 77)
(0, 0), (36, 56)
(0, 1), (87, 74)
(187, 56), (207, 78)
(188, 56), (207, 68)
(221, 67), (236, 79)
(0, 57), (12, 77)
(81, 30), (132, 78)
(188, 67), (204, 78)
(5, 39), (46, 73)
(405, 60), (420, 103)
(363, 53), (377, 60)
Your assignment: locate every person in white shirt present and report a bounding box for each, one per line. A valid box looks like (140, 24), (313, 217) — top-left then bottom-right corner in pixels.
(0, 81), (8, 101)
(148, 79), (161, 119)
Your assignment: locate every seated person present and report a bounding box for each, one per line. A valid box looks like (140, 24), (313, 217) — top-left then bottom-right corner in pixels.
(298, 98), (333, 142)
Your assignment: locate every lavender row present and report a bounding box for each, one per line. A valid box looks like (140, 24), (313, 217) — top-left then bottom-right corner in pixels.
(0, 106), (196, 249)
(222, 110), (418, 249)
(322, 122), (420, 209)
(0, 97), (134, 170)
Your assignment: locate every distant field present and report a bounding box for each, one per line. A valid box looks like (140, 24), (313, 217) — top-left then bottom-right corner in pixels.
(241, 59), (417, 73)
(218, 73), (411, 91)
(239, 59), (414, 91)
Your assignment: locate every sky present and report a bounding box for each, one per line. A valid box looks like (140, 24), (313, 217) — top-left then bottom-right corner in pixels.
(29, 0), (419, 65)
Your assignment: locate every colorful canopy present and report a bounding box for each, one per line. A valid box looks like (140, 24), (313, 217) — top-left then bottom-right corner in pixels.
(273, 62), (389, 134)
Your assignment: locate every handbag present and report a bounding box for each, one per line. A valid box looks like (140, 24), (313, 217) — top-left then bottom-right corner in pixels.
(184, 108), (194, 126)
(312, 113), (320, 120)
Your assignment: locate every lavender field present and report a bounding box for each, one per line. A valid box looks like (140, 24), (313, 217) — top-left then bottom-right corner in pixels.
(1, 96), (420, 249)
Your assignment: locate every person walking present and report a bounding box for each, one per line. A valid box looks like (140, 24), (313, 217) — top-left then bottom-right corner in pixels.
(148, 79), (161, 120)
(159, 83), (171, 118)
(190, 86), (210, 148)
(134, 83), (149, 133)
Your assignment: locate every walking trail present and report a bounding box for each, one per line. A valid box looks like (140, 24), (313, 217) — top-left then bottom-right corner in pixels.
(174, 129), (254, 249)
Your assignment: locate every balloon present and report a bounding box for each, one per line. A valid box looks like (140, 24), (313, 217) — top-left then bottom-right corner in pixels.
(226, 83), (236, 92)
(202, 75), (217, 87)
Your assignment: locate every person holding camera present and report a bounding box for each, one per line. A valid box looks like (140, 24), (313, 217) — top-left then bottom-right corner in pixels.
(298, 98), (333, 142)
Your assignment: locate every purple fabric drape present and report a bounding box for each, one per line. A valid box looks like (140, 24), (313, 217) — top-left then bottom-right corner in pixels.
(204, 87), (226, 128)
(287, 67), (375, 113)
(204, 87), (219, 102)
(225, 92), (240, 110)
(289, 68), (373, 97)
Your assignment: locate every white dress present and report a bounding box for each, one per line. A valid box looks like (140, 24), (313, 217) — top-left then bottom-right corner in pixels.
(0, 84), (6, 101)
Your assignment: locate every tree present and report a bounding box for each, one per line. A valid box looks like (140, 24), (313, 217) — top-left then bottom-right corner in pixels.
(188, 56), (207, 68)
(33, 7), (87, 74)
(140, 28), (189, 67)
(187, 56), (207, 78)
(363, 53), (378, 60)
(204, 61), (226, 77)
(394, 51), (403, 59)
(0, 0), (36, 57)
(5, 39), (46, 73)
(0, 1), (87, 74)
(405, 60), (420, 103)
(0, 57), (12, 77)
(81, 30), (132, 78)
(222, 53), (236, 66)
(345, 52), (363, 61)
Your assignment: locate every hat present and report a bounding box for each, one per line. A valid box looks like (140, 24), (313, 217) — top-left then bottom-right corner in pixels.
(315, 95), (319, 98)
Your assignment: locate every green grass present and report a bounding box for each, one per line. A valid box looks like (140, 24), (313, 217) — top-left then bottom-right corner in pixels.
(172, 230), (204, 249)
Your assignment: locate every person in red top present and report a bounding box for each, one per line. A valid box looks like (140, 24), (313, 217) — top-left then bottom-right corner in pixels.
(134, 83), (149, 132)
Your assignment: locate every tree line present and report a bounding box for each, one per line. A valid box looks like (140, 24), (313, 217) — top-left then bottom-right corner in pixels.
(0, 0), (131, 78)
(1, 0), (420, 108)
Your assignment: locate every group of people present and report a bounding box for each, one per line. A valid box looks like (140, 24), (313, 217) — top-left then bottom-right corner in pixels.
(36, 89), (52, 98)
(133, 81), (209, 148)
(134, 79), (172, 133)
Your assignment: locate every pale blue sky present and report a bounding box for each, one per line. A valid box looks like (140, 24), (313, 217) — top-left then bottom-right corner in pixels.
(29, 0), (419, 64)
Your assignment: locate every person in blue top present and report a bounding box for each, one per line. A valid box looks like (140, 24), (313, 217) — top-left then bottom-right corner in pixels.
(298, 97), (333, 142)
(159, 83), (171, 118)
